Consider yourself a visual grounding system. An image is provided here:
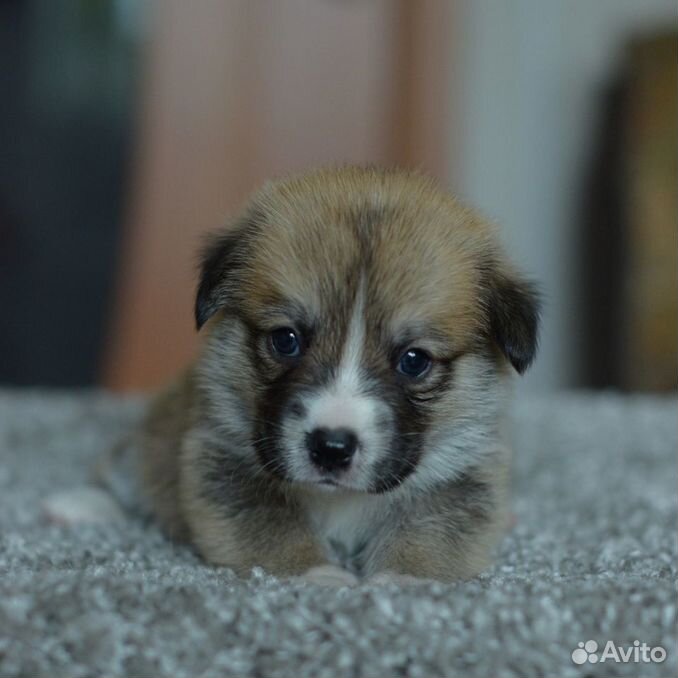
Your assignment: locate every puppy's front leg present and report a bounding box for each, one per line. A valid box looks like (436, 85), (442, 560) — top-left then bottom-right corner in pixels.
(180, 439), (328, 577)
(368, 523), (499, 584)
(181, 490), (330, 577)
(368, 468), (508, 584)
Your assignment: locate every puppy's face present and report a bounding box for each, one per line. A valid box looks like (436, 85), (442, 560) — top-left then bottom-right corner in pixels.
(196, 168), (539, 493)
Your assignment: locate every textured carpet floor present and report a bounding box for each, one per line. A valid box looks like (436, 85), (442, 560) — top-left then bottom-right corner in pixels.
(0, 389), (675, 677)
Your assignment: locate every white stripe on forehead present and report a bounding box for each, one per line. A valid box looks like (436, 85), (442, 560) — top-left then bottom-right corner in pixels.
(336, 279), (366, 388)
(303, 281), (377, 433)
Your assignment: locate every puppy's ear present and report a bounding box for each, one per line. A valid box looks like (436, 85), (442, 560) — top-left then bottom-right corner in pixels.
(488, 270), (541, 374)
(195, 217), (254, 330)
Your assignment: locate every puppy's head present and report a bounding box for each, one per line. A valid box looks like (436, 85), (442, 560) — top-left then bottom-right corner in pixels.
(195, 167), (539, 493)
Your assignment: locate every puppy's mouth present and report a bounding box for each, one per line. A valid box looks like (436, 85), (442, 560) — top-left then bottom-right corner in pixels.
(310, 477), (342, 493)
(293, 451), (373, 493)
(303, 476), (369, 494)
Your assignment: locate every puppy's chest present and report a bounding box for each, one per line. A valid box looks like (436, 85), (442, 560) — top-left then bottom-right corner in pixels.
(303, 494), (391, 575)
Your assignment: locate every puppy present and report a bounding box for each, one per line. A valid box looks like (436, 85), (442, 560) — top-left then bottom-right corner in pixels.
(125, 166), (539, 583)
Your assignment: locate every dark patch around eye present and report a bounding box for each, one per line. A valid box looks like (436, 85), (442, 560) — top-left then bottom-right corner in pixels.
(355, 366), (428, 493)
(363, 346), (464, 493)
(409, 358), (456, 397)
(252, 369), (298, 482)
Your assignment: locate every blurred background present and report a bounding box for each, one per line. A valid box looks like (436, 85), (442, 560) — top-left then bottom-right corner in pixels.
(1, 0), (676, 394)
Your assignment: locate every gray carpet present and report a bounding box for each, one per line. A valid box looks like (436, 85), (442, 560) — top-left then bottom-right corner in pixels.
(0, 389), (676, 677)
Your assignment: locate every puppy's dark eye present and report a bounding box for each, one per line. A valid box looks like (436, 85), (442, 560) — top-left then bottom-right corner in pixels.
(397, 348), (431, 378)
(270, 327), (302, 357)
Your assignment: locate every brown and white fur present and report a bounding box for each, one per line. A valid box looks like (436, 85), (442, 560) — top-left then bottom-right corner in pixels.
(52, 166), (540, 585)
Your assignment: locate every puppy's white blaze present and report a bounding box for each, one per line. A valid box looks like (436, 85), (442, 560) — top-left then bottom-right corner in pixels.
(304, 283), (377, 436)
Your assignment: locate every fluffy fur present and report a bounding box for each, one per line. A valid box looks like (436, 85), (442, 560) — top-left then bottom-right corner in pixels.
(136, 166), (540, 581)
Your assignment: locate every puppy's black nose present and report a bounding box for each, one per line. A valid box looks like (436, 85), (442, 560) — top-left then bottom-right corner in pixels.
(307, 427), (357, 472)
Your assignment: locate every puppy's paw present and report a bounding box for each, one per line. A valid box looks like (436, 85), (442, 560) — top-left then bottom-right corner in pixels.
(292, 564), (359, 587)
(42, 487), (125, 525)
(365, 570), (427, 587)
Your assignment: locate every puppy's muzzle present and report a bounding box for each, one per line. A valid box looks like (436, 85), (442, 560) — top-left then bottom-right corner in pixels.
(306, 427), (357, 473)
